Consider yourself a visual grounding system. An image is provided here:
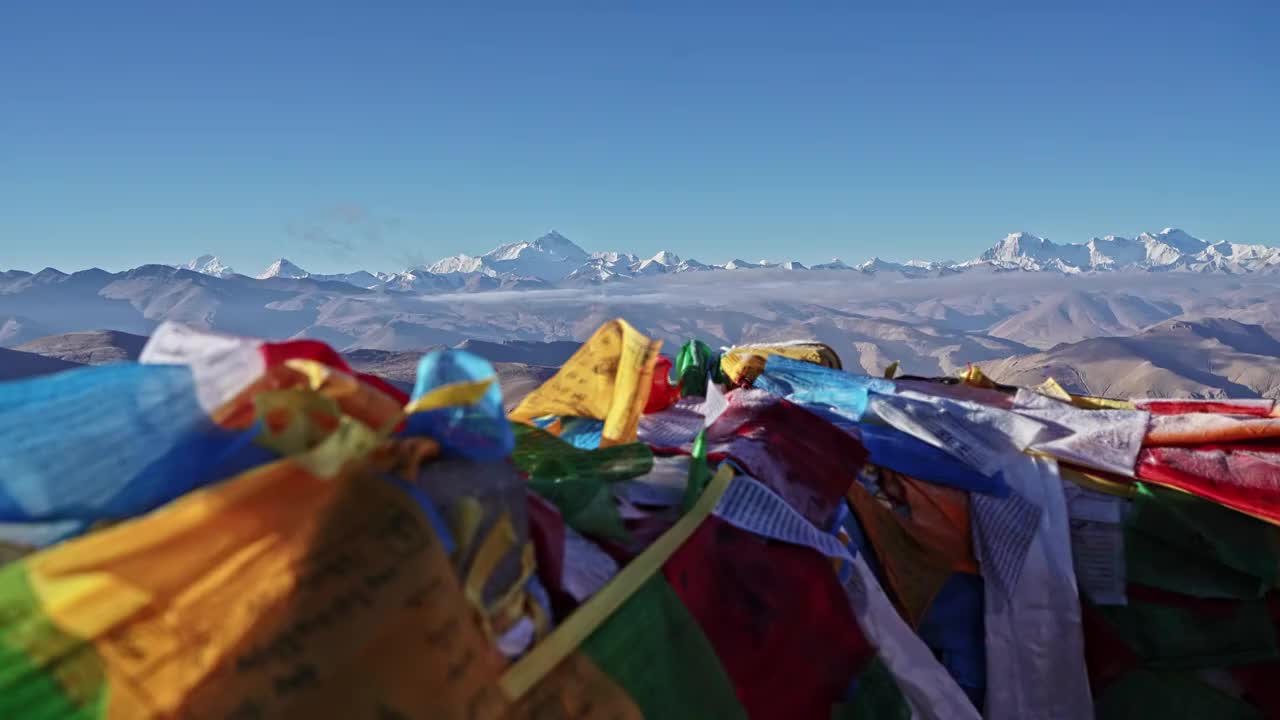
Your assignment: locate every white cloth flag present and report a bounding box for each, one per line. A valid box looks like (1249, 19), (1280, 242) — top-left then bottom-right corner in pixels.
(975, 456), (1094, 720)
(1013, 389), (1149, 476)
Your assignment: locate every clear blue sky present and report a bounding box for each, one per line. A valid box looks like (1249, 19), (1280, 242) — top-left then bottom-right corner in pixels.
(3, 1), (1277, 274)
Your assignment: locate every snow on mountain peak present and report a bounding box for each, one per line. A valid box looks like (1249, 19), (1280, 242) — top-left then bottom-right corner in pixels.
(179, 254), (235, 277)
(426, 254), (485, 275)
(534, 230), (575, 248)
(973, 227), (1253, 273)
(647, 250), (682, 266)
(522, 231), (589, 260)
(811, 258), (854, 270)
(981, 232), (1088, 270)
(591, 250), (639, 265)
(1146, 228), (1208, 255)
(257, 258), (309, 279)
(478, 231), (591, 281)
(674, 258), (712, 272)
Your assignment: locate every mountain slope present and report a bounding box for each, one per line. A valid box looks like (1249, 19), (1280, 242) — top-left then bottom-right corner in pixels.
(0, 347), (83, 381)
(980, 318), (1280, 399)
(0, 315), (55, 348)
(178, 255), (236, 277)
(15, 330), (148, 365)
(987, 290), (1183, 348)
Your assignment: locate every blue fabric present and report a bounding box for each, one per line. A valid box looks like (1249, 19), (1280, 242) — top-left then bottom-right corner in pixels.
(380, 473), (456, 555)
(918, 572), (987, 711)
(858, 423), (1010, 497)
(559, 417), (604, 450)
(833, 499), (881, 585)
(753, 355), (893, 420)
(0, 363), (269, 543)
(402, 350), (515, 461)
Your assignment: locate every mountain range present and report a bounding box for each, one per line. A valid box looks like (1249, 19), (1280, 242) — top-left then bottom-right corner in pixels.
(5, 227), (1280, 401)
(136, 227), (1280, 295)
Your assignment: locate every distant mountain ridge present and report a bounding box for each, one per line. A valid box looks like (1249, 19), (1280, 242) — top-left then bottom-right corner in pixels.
(28, 227), (1253, 296)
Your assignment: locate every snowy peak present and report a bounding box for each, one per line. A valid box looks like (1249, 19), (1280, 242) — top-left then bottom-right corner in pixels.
(1143, 228), (1208, 255)
(1085, 235), (1145, 268)
(811, 258), (855, 271)
(647, 250), (682, 267)
(981, 232), (1090, 269)
(674, 258), (712, 272)
(591, 251), (639, 266)
(426, 254), (485, 275)
(973, 227), (1271, 274)
(528, 230), (589, 261)
(179, 254), (235, 278)
(981, 232), (1044, 263)
(257, 258), (309, 279)
(487, 231), (588, 263)
(858, 257), (907, 273)
(472, 231), (592, 281)
(858, 256), (955, 277)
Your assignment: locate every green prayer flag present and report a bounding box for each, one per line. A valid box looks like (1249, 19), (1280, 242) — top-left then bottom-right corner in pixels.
(512, 422), (653, 541)
(675, 340), (725, 397)
(681, 429), (711, 513)
(1096, 669), (1263, 720)
(581, 577), (747, 719)
(1098, 599), (1279, 670)
(1124, 483), (1276, 599)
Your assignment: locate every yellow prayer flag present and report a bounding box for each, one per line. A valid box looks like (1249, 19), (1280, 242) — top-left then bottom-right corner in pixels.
(508, 319), (662, 446)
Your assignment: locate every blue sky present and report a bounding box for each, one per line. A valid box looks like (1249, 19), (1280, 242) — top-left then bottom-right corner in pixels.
(3, 2), (1277, 274)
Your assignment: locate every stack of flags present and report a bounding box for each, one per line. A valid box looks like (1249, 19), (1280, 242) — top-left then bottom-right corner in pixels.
(0, 318), (1276, 719)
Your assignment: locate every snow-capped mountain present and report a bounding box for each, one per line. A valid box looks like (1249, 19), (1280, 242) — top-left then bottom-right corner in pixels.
(980, 232), (1092, 270)
(590, 251), (640, 265)
(811, 258), (855, 271)
(674, 258), (713, 272)
(427, 231), (590, 282)
(858, 257), (912, 273)
(309, 270), (384, 288)
(856, 257), (958, 277)
(249, 259), (381, 288)
(974, 228), (1279, 274)
(257, 258), (310, 280)
(425, 254), (485, 275)
(177, 255), (235, 277)
(633, 252), (676, 275)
